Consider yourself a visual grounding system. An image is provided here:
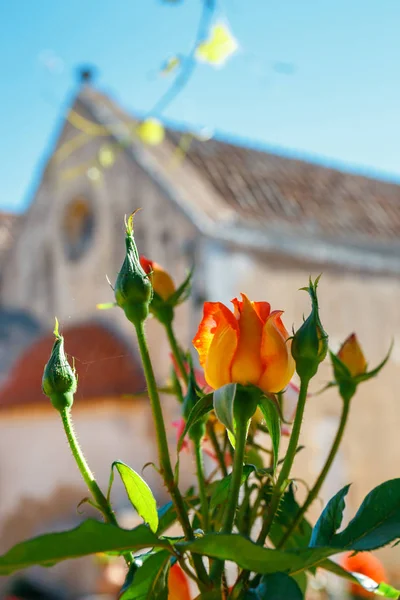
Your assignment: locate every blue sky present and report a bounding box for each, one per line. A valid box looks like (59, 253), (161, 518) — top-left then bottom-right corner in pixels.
(1, 0), (399, 212)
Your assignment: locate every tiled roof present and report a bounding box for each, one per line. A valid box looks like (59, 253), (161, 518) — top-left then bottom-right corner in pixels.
(0, 322), (146, 410)
(167, 131), (400, 246)
(77, 86), (400, 267)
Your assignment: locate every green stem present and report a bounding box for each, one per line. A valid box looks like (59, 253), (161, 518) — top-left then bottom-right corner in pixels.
(194, 440), (209, 531)
(206, 421), (228, 477)
(164, 320), (188, 386)
(134, 321), (210, 586)
(60, 408), (118, 526)
(211, 417), (249, 583)
(256, 378), (310, 545)
(278, 398), (350, 549)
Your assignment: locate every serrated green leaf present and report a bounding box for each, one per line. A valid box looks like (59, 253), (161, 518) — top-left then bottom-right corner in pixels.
(178, 533), (333, 575)
(269, 484), (312, 551)
(210, 465), (255, 510)
(310, 484), (350, 547)
(0, 520), (168, 575)
(256, 572), (303, 599)
(111, 461), (158, 533)
(178, 393), (213, 451)
(258, 395), (281, 471)
(311, 479), (400, 551)
(213, 383), (237, 434)
(119, 550), (170, 599)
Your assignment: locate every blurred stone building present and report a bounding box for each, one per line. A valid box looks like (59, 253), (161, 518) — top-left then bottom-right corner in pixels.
(0, 79), (399, 593)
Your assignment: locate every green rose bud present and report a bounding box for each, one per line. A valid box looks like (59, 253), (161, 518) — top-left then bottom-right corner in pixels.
(291, 275), (328, 381)
(114, 212), (152, 325)
(42, 319), (77, 412)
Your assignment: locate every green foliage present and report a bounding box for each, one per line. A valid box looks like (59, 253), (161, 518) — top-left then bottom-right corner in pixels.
(177, 392), (213, 451)
(156, 493), (199, 535)
(0, 521), (168, 575)
(213, 383), (237, 434)
(268, 484), (312, 551)
(311, 479), (400, 551)
(258, 395), (281, 471)
(310, 484), (349, 547)
(179, 533), (333, 575)
(109, 461), (159, 533)
(209, 465), (255, 511)
(254, 573), (303, 599)
(119, 550), (170, 599)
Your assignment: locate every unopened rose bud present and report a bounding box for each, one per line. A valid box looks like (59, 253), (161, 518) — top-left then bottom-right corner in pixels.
(291, 276), (328, 381)
(337, 333), (367, 377)
(330, 333), (390, 403)
(42, 319), (77, 412)
(140, 256), (175, 301)
(114, 213), (152, 325)
(139, 255), (192, 325)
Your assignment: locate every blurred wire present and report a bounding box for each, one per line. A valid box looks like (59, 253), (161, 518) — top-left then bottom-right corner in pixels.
(147, 0), (216, 117)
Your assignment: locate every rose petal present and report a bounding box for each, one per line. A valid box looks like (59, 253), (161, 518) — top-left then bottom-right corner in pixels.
(193, 302), (239, 390)
(230, 293), (264, 386)
(259, 311), (295, 393)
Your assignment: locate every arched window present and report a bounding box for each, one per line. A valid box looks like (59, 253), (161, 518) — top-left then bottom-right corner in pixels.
(63, 197), (95, 261)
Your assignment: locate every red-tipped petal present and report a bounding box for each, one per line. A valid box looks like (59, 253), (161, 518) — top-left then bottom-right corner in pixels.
(193, 302), (239, 390)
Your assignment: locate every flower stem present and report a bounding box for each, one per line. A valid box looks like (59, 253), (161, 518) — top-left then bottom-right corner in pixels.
(278, 398), (350, 549)
(206, 421), (228, 477)
(134, 321), (210, 586)
(194, 440), (209, 531)
(60, 408), (118, 526)
(164, 320), (188, 385)
(256, 378), (310, 545)
(211, 417), (249, 583)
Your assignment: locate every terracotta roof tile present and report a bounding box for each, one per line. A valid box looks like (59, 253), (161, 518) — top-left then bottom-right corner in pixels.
(0, 322), (145, 410)
(167, 132), (400, 246)
(80, 87), (400, 250)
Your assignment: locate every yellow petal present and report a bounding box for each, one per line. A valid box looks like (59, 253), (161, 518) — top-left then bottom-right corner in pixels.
(230, 294), (264, 387)
(337, 333), (367, 376)
(259, 311), (295, 393)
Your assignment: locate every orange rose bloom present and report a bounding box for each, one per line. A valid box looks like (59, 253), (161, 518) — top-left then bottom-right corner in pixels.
(341, 552), (387, 598)
(140, 255), (175, 301)
(193, 294), (295, 394)
(337, 333), (367, 377)
(168, 563), (191, 600)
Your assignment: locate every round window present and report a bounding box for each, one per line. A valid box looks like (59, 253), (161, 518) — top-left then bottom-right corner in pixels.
(63, 197), (95, 261)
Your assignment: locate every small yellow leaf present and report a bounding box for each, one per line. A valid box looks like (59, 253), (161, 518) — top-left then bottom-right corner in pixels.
(137, 118), (165, 146)
(98, 145), (116, 168)
(196, 22), (238, 67)
(160, 55), (181, 76)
